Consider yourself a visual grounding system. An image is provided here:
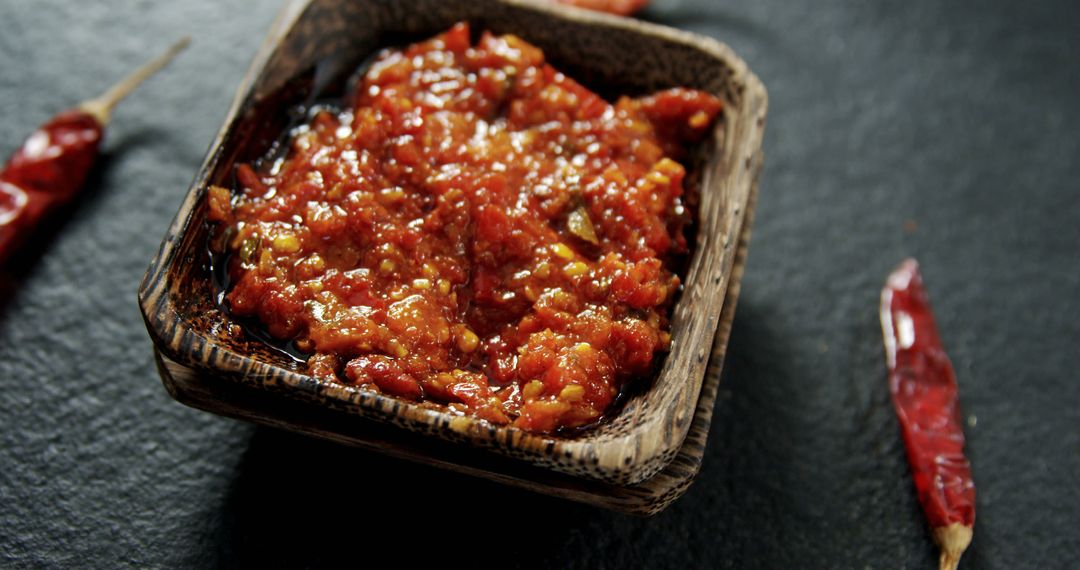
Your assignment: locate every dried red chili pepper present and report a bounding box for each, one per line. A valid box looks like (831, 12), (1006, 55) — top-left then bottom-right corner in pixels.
(552, 0), (650, 16)
(0, 38), (189, 265)
(880, 259), (975, 570)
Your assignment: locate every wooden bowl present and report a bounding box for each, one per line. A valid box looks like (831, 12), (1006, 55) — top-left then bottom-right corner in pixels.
(138, 0), (767, 508)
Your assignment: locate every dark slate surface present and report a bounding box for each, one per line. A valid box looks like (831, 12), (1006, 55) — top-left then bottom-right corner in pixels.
(1, 0), (1077, 567)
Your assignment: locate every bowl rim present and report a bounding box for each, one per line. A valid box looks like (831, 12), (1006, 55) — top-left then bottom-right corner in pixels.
(138, 0), (768, 486)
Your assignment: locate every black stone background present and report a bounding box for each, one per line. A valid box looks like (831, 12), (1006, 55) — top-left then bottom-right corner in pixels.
(1, 0), (1078, 568)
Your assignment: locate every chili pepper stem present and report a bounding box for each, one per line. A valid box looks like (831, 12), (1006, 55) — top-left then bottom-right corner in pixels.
(934, 523), (972, 570)
(78, 36), (191, 126)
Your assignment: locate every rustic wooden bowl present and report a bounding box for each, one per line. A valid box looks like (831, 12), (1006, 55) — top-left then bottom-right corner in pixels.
(138, 0), (767, 497)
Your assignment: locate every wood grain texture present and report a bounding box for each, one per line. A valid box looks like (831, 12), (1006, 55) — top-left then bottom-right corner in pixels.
(138, 0), (767, 487)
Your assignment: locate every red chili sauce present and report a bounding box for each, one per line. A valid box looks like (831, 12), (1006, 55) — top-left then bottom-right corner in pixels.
(208, 23), (722, 433)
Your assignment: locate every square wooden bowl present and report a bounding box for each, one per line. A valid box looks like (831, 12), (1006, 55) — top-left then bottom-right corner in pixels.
(139, 0), (766, 513)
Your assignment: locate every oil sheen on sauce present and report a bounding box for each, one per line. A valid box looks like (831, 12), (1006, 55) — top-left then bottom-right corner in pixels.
(207, 23), (723, 433)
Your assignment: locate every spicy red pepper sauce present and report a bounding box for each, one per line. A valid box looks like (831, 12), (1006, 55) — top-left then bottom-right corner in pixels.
(209, 23), (722, 433)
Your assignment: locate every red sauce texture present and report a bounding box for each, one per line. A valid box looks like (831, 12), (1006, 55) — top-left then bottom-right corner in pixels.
(209, 23), (722, 433)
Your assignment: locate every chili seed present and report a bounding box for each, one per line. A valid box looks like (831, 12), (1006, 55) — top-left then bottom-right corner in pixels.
(456, 327), (480, 353)
(523, 380), (545, 400)
(306, 253), (326, 272)
(688, 110), (711, 129)
(551, 242), (574, 260)
(272, 234), (301, 253)
(646, 170), (671, 187)
(379, 187), (405, 203)
(388, 339), (408, 358)
(257, 249), (275, 275)
(239, 236), (260, 264)
(563, 261), (589, 277)
(559, 384), (585, 402)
